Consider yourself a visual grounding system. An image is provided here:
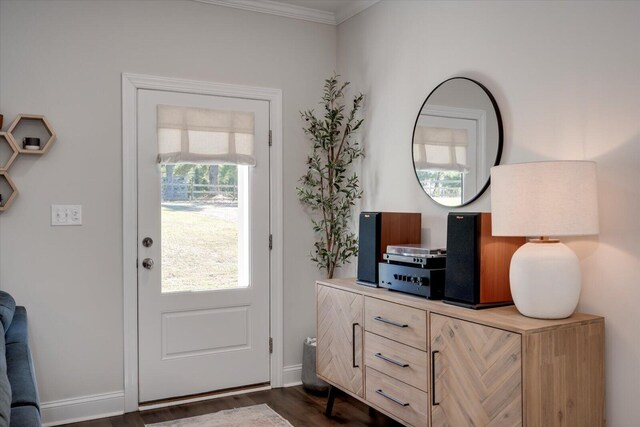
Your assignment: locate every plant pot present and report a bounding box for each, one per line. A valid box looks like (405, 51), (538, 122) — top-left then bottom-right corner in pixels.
(301, 338), (329, 393)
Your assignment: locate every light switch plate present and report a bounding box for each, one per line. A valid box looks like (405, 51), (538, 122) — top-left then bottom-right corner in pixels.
(51, 205), (82, 226)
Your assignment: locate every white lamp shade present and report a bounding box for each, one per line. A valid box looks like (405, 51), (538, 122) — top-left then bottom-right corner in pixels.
(490, 161), (599, 237)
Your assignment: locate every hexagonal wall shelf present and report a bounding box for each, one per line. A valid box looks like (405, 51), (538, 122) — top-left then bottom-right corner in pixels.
(7, 114), (56, 154)
(0, 132), (19, 171)
(0, 172), (18, 212)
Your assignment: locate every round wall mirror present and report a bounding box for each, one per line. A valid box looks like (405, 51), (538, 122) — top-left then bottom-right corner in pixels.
(412, 77), (503, 207)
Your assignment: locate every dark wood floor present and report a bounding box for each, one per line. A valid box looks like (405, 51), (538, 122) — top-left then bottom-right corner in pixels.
(61, 386), (401, 426)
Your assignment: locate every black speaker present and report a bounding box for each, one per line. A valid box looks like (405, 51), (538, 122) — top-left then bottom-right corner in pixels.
(357, 212), (381, 286)
(445, 213), (481, 304)
(356, 212), (422, 287)
(444, 212), (525, 309)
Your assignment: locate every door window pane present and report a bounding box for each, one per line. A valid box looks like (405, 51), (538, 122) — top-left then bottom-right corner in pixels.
(160, 164), (249, 293)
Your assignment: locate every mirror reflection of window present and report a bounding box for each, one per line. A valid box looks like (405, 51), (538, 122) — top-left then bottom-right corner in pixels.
(413, 113), (478, 206)
(416, 170), (463, 206)
(411, 78), (503, 207)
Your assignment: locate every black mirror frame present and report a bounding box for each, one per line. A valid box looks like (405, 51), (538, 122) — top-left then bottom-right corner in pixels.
(411, 76), (504, 207)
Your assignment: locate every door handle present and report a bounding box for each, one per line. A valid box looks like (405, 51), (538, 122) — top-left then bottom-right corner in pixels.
(432, 350), (439, 406)
(142, 258), (154, 270)
(352, 323), (360, 368)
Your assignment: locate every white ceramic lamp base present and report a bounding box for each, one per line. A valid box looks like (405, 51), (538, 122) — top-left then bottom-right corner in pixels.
(510, 241), (581, 319)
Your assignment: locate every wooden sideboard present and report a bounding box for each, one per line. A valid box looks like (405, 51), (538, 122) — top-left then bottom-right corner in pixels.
(316, 278), (605, 427)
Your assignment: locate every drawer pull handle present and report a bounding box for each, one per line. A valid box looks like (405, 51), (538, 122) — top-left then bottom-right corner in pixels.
(375, 352), (409, 368)
(374, 316), (408, 328)
(376, 389), (410, 407)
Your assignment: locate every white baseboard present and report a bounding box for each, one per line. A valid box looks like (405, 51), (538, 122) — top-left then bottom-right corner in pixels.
(41, 391), (125, 426)
(282, 363), (302, 387)
(40, 364), (300, 425)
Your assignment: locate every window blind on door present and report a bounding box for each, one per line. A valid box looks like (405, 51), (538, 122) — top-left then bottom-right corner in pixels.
(413, 125), (468, 172)
(157, 104), (256, 166)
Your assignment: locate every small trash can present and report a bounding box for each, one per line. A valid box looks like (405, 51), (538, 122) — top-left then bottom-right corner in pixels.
(301, 337), (329, 393)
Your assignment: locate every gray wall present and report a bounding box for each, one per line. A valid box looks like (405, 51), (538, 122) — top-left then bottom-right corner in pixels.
(0, 0), (333, 404)
(337, 1), (640, 424)
(3, 0), (639, 424)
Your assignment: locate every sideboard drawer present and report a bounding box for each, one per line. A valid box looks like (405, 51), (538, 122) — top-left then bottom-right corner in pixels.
(366, 367), (428, 427)
(364, 297), (427, 350)
(364, 331), (428, 392)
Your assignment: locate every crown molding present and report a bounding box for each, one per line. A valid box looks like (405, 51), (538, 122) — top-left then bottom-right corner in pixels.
(194, 0), (335, 25)
(193, 0), (379, 26)
(335, 0), (379, 25)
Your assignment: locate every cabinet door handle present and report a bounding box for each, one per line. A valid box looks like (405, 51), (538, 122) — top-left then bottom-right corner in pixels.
(374, 352), (409, 368)
(352, 322), (360, 368)
(376, 389), (410, 407)
(374, 316), (408, 328)
(431, 350), (439, 406)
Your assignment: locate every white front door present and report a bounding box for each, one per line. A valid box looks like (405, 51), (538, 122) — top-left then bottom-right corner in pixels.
(137, 89), (271, 403)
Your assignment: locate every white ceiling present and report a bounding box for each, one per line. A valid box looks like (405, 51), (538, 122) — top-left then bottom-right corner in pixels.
(195, 0), (380, 25)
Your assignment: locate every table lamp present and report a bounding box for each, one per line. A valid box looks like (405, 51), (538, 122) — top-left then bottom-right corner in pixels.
(490, 161), (599, 319)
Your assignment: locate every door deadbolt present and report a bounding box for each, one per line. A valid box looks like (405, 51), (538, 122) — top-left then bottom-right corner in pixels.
(142, 237), (153, 247)
(142, 258), (154, 270)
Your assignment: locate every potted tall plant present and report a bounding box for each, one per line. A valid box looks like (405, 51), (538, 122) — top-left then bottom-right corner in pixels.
(297, 74), (365, 393)
(297, 75), (365, 279)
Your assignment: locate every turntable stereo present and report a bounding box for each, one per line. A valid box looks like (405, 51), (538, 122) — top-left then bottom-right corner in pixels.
(379, 245), (446, 299)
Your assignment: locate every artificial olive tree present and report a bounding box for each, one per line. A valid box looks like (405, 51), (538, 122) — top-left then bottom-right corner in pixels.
(297, 75), (364, 279)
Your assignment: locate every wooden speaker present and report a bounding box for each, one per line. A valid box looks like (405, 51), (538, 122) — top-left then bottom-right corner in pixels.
(357, 212), (421, 287)
(444, 212), (525, 308)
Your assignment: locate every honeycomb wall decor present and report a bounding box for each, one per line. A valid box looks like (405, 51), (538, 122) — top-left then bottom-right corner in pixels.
(7, 114), (56, 154)
(0, 132), (19, 171)
(0, 113), (56, 212)
(0, 172), (18, 212)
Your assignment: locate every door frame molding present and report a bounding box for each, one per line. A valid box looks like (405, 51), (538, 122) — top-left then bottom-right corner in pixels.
(121, 73), (284, 412)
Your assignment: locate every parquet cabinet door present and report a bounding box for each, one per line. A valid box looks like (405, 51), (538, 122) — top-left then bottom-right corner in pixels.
(317, 285), (364, 397)
(431, 313), (522, 426)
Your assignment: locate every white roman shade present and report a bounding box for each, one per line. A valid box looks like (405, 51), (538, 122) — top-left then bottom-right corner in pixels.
(412, 125), (468, 172)
(157, 105), (256, 166)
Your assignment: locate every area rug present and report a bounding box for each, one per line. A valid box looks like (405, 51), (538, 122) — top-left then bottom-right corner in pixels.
(146, 403), (294, 426)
